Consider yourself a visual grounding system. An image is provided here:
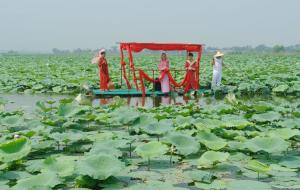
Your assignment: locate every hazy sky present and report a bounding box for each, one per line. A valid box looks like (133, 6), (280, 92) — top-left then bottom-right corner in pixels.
(1, 0), (299, 52)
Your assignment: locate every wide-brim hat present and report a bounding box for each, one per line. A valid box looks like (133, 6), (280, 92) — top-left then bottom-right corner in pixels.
(214, 51), (224, 57)
(99, 49), (106, 54)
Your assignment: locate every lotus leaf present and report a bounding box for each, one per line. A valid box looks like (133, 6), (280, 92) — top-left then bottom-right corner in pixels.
(41, 156), (76, 177)
(77, 154), (124, 180)
(12, 172), (61, 190)
(135, 141), (168, 159)
(251, 111), (281, 123)
(124, 180), (187, 190)
(244, 136), (290, 153)
(0, 137), (31, 162)
(196, 130), (227, 150)
(164, 133), (200, 155)
(267, 128), (300, 139)
(227, 179), (272, 190)
(141, 119), (173, 135)
(246, 160), (271, 173)
(198, 151), (229, 168)
(279, 156), (300, 169)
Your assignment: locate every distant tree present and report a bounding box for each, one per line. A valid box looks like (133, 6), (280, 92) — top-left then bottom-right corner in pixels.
(255, 44), (270, 53)
(273, 45), (285, 53)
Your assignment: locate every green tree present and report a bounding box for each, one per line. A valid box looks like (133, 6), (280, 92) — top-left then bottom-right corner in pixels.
(273, 45), (285, 53)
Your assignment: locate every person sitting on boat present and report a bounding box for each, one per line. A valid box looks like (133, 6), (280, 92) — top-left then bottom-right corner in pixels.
(211, 51), (225, 88)
(97, 49), (111, 91)
(158, 52), (170, 93)
(184, 53), (198, 92)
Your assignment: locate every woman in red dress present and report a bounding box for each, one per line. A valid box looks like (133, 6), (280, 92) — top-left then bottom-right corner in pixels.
(97, 49), (110, 91)
(184, 52), (198, 92)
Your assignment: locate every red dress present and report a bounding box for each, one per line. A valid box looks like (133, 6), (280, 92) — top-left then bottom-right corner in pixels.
(98, 57), (110, 90)
(184, 60), (197, 92)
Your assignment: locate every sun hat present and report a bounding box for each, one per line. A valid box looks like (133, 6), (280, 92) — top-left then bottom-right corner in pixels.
(214, 51), (224, 58)
(99, 49), (106, 54)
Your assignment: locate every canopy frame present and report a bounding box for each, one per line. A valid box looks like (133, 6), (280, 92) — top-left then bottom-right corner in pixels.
(119, 42), (203, 92)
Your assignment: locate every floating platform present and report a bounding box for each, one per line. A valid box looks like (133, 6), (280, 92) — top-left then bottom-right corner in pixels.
(93, 89), (206, 97)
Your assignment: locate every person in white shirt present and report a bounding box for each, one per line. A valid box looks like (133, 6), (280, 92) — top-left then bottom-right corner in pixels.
(211, 51), (225, 88)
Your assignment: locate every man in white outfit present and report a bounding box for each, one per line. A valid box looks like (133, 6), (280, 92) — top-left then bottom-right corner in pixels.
(211, 51), (225, 88)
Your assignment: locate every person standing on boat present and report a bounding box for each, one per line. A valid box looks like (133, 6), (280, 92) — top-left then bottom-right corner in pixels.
(97, 49), (111, 91)
(211, 51), (225, 88)
(184, 53), (198, 92)
(158, 52), (170, 93)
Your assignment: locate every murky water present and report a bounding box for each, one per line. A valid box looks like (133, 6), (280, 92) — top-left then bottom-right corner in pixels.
(2, 93), (297, 113)
(1, 93), (216, 112)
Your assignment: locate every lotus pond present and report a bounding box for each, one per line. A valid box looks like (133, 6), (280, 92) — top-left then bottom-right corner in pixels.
(0, 53), (300, 190)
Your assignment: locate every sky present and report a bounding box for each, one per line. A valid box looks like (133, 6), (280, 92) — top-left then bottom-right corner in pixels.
(0, 0), (299, 52)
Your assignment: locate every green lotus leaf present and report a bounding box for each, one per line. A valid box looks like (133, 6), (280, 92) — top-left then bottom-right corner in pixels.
(49, 130), (84, 143)
(276, 118), (300, 129)
(0, 137), (31, 162)
(141, 119), (173, 135)
(220, 115), (253, 129)
(184, 170), (214, 184)
(25, 159), (44, 173)
(164, 133), (200, 155)
(86, 140), (123, 157)
(173, 115), (193, 128)
(76, 154), (124, 180)
(52, 86), (62, 93)
(197, 151), (229, 168)
(196, 130), (227, 150)
(270, 177), (300, 189)
(251, 111), (281, 123)
(227, 179), (272, 190)
(244, 136), (290, 153)
(0, 185), (9, 190)
(267, 128), (300, 139)
(41, 156), (76, 177)
(195, 179), (228, 189)
(194, 118), (223, 129)
(1, 115), (23, 126)
(131, 114), (156, 132)
(246, 160), (271, 173)
(279, 156), (300, 169)
(0, 171), (32, 181)
(12, 172), (61, 190)
(111, 107), (140, 124)
(272, 84), (289, 93)
(270, 164), (297, 172)
(252, 102), (273, 113)
(57, 103), (89, 117)
(135, 141), (168, 159)
(124, 180), (187, 190)
(228, 152), (251, 161)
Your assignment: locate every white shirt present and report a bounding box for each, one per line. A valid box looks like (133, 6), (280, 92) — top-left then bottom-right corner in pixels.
(213, 57), (223, 73)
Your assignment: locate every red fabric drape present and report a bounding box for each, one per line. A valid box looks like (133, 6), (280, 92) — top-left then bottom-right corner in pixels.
(98, 57), (110, 90)
(139, 69), (192, 96)
(121, 43), (202, 53)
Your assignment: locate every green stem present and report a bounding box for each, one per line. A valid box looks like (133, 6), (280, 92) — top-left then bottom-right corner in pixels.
(129, 143), (132, 158)
(147, 158), (150, 171)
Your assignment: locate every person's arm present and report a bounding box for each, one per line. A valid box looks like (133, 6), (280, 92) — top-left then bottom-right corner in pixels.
(211, 58), (215, 65)
(189, 60), (197, 70)
(185, 61), (189, 71)
(222, 59), (227, 68)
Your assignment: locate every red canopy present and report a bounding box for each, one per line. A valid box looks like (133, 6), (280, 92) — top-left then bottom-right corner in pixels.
(119, 42), (204, 93)
(120, 42), (203, 53)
